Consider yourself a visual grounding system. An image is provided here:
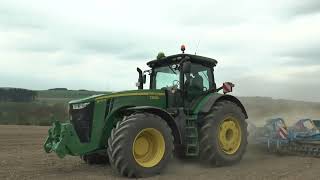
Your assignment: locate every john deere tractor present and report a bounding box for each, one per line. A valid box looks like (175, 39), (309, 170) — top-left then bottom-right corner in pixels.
(44, 48), (248, 178)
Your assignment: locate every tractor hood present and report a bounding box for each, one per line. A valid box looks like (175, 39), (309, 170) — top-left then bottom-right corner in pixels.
(69, 94), (107, 104)
(45, 89), (167, 158)
(69, 90), (165, 104)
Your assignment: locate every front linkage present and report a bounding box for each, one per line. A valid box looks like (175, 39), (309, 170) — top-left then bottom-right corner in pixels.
(44, 121), (75, 158)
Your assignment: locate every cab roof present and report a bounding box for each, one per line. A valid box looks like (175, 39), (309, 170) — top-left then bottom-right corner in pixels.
(146, 54), (218, 68)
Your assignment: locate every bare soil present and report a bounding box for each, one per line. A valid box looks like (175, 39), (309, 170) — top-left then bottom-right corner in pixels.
(1, 125), (320, 180)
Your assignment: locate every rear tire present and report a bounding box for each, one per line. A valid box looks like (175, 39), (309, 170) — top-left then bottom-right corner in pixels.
(199, 100), (248, 166)
(107, 113), (174, 178)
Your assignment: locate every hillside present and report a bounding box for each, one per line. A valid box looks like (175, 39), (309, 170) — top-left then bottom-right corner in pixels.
(0, 89), (319, 126)
(0, 89), (110, 125)
(37, 89), (108, 104)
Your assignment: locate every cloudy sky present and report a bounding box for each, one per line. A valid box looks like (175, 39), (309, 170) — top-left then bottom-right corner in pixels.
(0, 0), (319, 102)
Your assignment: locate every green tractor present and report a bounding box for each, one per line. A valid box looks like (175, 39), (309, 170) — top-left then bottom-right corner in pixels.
(44, 48), (248, 178)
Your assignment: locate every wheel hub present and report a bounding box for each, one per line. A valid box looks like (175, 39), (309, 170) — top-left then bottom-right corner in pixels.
(134, 137), (150, 156)
(218, 117), (242, 155)
(133, 128), (165, 168)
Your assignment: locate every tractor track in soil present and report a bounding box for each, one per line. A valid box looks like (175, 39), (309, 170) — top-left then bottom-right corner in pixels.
(1, 125), (320, 180)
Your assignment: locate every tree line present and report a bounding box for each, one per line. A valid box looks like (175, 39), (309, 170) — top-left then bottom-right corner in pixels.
(0, 88), (37, 102)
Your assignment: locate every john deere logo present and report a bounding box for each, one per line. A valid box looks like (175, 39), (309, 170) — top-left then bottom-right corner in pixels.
(149, 96), (160, 100)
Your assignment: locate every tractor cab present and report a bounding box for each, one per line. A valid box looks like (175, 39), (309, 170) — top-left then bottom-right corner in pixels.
(137, 46), (233, 109)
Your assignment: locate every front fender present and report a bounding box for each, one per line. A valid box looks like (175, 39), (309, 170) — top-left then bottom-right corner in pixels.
(126, 106), (182, 145)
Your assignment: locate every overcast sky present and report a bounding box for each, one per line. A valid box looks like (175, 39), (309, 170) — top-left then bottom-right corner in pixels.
(0, 0), (319, 102)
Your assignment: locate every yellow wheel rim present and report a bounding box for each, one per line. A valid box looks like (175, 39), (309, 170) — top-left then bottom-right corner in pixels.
(218, 117), (242, 155)
(132, 128), (165, 168)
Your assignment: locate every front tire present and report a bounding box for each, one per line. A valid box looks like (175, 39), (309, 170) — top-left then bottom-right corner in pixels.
(80, 153), (109, 164)
(107, 113), (174, 178)
(199, 100), (248, 166)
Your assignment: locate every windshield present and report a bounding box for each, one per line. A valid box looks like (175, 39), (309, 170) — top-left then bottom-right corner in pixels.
(152, 65), (180, 89)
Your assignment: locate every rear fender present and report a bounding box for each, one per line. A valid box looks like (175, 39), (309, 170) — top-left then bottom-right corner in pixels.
(195, 93), (248, 118)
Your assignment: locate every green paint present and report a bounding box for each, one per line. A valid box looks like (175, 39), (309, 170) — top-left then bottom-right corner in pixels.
(192, 93), (213, 115)
(44, 89), (166, 158)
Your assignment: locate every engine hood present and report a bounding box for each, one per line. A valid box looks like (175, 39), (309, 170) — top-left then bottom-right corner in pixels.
(68, 94), (107, 104)
(69, 90), (165, 104)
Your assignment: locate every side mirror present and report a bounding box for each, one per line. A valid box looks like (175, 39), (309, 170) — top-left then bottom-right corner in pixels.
(182, 61), (191, 73)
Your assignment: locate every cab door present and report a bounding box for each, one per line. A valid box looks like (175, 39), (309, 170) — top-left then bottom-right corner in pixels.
(183, 63), (215, 108)
(150, 64), (183, 109)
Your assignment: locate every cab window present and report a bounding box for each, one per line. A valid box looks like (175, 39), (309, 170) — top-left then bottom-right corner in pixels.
(185, 64), (213, 92)
(152, 65), (180, 89)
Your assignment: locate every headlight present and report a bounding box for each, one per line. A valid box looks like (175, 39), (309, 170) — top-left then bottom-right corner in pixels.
(72, 102), (90, 110)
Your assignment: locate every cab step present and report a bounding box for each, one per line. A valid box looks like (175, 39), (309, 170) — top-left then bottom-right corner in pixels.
(185, 116), (199, 156)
